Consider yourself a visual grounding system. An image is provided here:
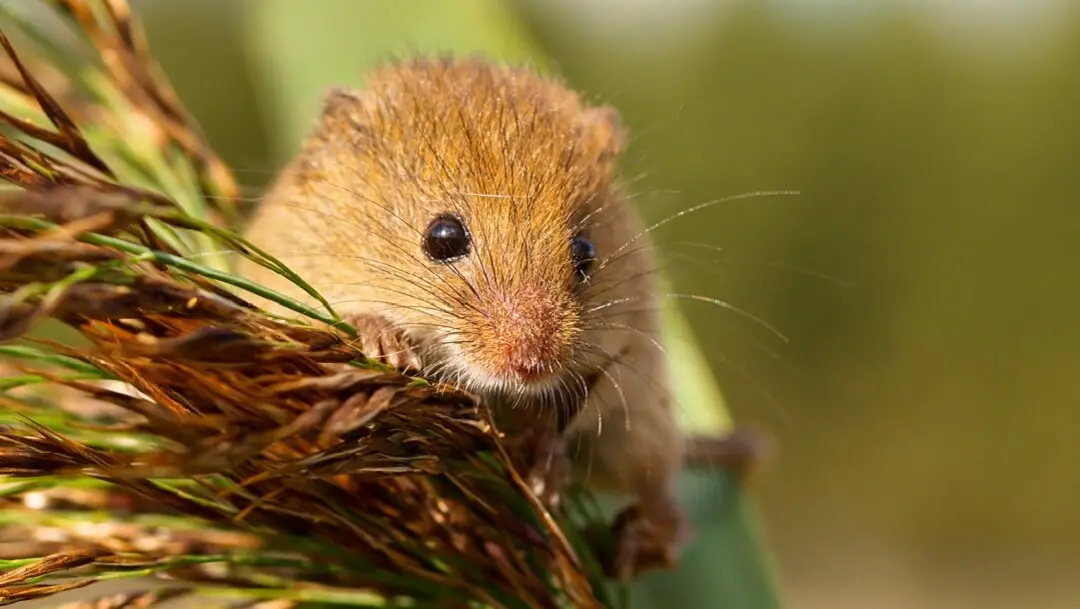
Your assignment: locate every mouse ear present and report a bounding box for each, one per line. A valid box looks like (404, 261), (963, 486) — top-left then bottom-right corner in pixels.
(300, 87), (373, 156)
(322, 87), (371, 122)
(580, 105), (627, 162)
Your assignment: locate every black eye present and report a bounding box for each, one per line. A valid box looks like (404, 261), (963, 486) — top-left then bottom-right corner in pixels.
(571, 234), (595, 280)
(423, 213), (471, 262)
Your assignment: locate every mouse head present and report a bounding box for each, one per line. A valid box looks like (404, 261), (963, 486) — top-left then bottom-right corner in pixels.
(301, 58), (641, 397)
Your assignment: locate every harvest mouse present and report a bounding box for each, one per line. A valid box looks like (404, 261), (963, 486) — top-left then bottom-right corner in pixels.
(239, 57), (763, 580)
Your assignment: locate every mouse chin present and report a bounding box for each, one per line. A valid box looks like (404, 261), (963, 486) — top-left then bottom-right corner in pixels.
(430, 345), (568, 398)
(453, 364), (566, 398)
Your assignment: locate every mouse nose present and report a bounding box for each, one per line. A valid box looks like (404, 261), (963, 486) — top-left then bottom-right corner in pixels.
(504, 354), (551, 381)
(482, 290), (574, 382)
(500, 321), (564, 381)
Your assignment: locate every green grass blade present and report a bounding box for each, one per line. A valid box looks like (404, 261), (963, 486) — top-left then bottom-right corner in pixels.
(0, 214), (353, 334)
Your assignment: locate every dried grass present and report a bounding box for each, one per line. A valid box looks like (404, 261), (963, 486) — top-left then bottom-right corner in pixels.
(0, 2), (618, 607)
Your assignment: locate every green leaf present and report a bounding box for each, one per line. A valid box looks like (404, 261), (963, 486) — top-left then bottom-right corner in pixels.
(663, 305), (734, 434)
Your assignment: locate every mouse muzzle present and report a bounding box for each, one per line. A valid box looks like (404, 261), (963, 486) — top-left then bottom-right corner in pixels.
(468, 285), (578, 385)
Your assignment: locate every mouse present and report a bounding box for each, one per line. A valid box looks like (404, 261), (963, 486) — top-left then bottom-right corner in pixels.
(238, 57), (763, 581)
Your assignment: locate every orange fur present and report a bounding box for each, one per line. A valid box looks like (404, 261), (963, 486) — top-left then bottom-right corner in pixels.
(241, 58), (685, 519)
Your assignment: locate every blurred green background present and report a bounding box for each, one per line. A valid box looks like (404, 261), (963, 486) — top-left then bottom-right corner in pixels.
(128, 1), (1080, 607)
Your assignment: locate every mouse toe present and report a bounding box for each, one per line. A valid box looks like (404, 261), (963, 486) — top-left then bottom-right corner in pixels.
(342, 312), (422, 373)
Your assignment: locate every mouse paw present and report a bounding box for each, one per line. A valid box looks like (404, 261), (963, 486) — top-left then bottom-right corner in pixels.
(524, 428), (571, 510)
(607, 496), (690, 583)
(342, 313), (422, 373)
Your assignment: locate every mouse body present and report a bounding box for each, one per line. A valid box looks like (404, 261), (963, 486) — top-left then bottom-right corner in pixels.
(241, 57), (731, 579)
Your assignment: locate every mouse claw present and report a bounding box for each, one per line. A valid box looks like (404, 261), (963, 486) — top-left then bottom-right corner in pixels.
(604, 494), (690, 583)
(342, 313), (423, 373)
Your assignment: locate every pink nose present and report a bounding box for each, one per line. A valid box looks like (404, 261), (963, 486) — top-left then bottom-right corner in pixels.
(481, 287), (570, 382)
(504, 354), (550, 381)
(495, 313), (563, 382)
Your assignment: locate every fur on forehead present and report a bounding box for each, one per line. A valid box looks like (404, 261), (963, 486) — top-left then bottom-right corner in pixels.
(314, 57), (626, 223)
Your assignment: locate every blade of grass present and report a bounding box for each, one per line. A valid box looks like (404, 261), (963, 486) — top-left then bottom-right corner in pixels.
(0, 214), (354, 335)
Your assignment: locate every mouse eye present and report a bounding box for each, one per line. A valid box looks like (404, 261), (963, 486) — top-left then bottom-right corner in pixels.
(423, 213), (471, 262)
(571, 234), (596, 281)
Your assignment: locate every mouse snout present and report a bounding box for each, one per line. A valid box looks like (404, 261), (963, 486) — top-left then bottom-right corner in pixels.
(504, 351), (550, 381)
(474, 287), (576, 383)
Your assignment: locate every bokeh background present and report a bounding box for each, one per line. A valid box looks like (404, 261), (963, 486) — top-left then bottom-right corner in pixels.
(123, 1), (1080, 607)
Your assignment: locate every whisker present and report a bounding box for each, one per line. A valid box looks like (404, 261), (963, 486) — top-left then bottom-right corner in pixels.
(316, 276), (470, 318)
(664, 241), (851, 287)
(574, 340), (631, 434)
(301, 173), (425, 238)
(581, 258), (674, 303)
(280, 202), (475, 308)
(582, 322), (667, 357)
(303, 257), (472, 313)
(595, 190), (801, 275)
(574, 186), (678, 235)
(576, 344), (669, 404)
(590, 304), (788, 374)
(598, 363), (628, 433)
(664, 292), (788, 342)
(585, 293), (787, 343)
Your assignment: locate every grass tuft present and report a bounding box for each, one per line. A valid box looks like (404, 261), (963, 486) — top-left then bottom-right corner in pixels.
(0, 2), (621, 607)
